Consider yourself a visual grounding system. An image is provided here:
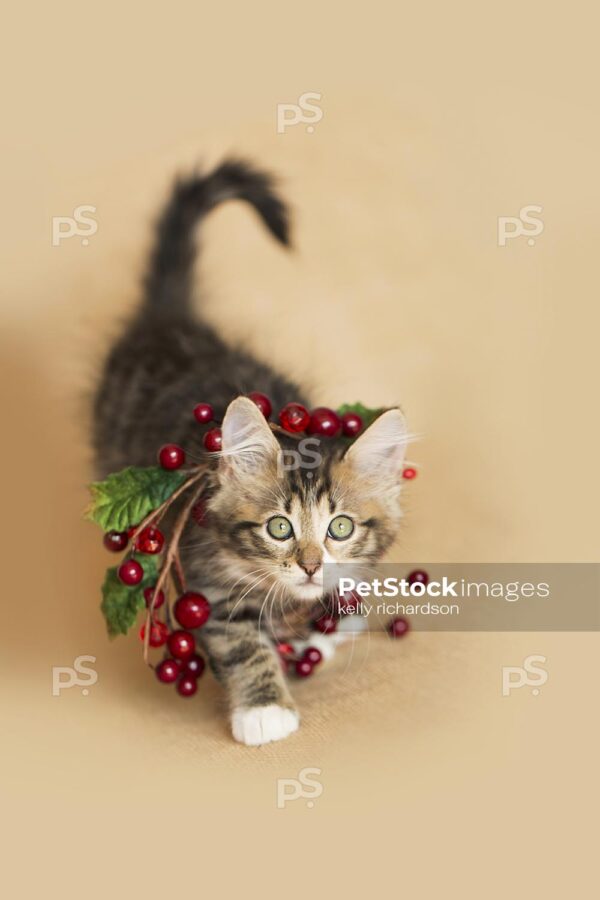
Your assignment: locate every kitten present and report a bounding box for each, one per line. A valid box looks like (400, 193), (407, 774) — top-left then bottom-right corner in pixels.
(93, 160), (409, 745)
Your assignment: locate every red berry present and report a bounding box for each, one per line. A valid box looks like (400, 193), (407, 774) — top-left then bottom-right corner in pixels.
(402, 466), (417, 480)
(279, 402), (310, 433)
(307, 407), (342, 438)
(408, 569), (429, 586)
(143, 585), (165, 609)
(182, 654), (205, 678)
(155, 658), (180, 683)
(389, 616), (410, 638)
(248, 392), (272, 418)
(303, 646), (323, 665)
(140, 620), (169, 647)
(103, 530), (129, 552)
(193, 402), (214, 424)
(118, 559), (143, 586)
(127, 525), (139, 539)
(159, 444), (186, 470)
(204, 427), (222, 452)
(314, 614), (337, 634)
(341, 412), (363, 437)
(135, 525), (164, 555)
(276, 642), (295, 658)
(295, 659), (314, 677)
(176, 675), (198, 697)
(174, 592), (211, 629)
(167, 630), (196, 660)
(191, 499), (208, 527)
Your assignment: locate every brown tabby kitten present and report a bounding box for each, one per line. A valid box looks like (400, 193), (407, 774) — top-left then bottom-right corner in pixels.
(93, 160), (409, 745)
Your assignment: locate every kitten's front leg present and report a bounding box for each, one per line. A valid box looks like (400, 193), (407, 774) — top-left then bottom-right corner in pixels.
(199, 617), (299, 746)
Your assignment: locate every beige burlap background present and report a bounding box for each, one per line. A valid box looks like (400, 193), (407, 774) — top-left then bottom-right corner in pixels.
(1, 2), (598, 897)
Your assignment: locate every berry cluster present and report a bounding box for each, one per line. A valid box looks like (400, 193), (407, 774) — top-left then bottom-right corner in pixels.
(276, 642), (324, 678)
(103, 524), (165, 556)
(152, 611), (208, 698)
(154, 392), (419, 481)
(103, 506), (212, 697)
(277, 402), (362, 438)
(142, 593), (210, 695)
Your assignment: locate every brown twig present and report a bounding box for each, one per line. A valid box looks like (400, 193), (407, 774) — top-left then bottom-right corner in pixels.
(173, 549), (187, 594)
(268, 422), (303, 441)
(142, 477), (207, 664)
(128, 466), (208, 545)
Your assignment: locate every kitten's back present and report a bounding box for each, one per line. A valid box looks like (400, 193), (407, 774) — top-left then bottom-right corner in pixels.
(93, 160), (306, 477)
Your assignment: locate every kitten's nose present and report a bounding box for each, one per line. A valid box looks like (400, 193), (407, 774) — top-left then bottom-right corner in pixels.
(298, 547), (322, 578)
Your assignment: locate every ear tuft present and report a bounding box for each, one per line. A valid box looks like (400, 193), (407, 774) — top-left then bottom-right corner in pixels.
(220, 397), (280, 475)
(344, 408), (410, 477)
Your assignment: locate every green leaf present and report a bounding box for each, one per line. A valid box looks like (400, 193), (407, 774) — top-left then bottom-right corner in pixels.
(86, 466), (186, 532)
(100, 553), (160, 638)
(337, 402), (387, 432)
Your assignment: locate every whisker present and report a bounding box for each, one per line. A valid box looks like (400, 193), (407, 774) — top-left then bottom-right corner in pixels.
(226, 570), (274, 628)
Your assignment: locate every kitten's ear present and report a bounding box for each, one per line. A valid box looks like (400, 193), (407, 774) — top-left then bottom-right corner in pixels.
(344, 409), (409, 477)
(220, 397), (280, 475)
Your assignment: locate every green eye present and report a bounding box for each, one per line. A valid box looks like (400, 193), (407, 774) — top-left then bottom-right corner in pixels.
(328, 515), (354, 541)
(267, 516), (294, 540)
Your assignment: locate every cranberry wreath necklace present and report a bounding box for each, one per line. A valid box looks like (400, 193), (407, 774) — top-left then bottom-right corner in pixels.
(87, 395), (423, 699)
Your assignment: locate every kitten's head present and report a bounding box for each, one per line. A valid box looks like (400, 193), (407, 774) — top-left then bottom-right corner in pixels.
(208, 398), (409, 602)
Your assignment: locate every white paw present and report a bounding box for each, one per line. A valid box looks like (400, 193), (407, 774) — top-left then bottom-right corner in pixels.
(231, 705), (300, 746)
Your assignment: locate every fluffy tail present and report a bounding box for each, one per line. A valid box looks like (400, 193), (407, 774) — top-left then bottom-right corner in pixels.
(143, 158), (290, 313)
